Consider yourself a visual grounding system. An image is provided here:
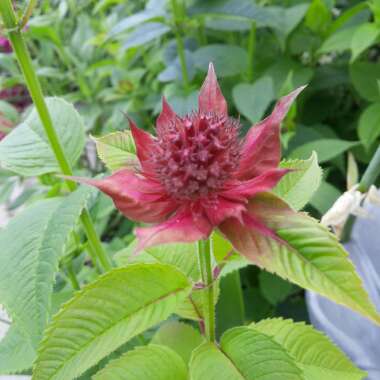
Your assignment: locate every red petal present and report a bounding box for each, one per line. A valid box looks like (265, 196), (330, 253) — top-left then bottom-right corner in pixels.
(221, 168), (290, 200)
(156, 97), (178, 133)
(128, 118), (157, 175)
(66, 170), (178, 223)
(236, 86), (306, 180)
(135, 208), (213, 251)
(198, 62), (227, 116)
(200, 196), (246, 226)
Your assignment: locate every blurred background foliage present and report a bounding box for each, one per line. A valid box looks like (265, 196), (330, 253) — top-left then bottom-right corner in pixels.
(1, 0), (380, 326)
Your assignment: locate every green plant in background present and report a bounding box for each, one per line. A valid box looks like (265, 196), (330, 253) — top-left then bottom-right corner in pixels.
(0, 0), (380, 379)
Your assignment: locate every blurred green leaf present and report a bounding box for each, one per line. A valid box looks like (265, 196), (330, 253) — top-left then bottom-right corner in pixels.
(289, 139), (359, 163)
(351, 23), (380, 61)
(310, 181), (341, 214)
(259, 272), (294, 306)
(350, 62), (380, 102)
(193, 44), (248, 77)
(123, 22), (170, 50)
(318, 25), (358, 54)
(232, 77), (274, 123)
(305, 0), (331, 35)
(358, 102), (380, 150)
(152, 321), (204, 364)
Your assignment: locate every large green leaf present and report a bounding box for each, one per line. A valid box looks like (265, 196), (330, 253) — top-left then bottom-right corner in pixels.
(274, 152), (322, 210)
(0, 98), (85, 176)
(190, 326), (303, 380)
(152, 321), (204, 364)
(0, 186), (95, 372)
(232, 77), (274, 124)
(93, 130), (137, 171)
(193, 44), (248, 77)
(251, 318), (366, 380)
(93, 344), (188, 380)
(228, 193), (380, 325)
(33, 263), (191, 380)
(0, 325), (35, 374)
(358, 102), (380, 150)
(289, 139), (358, 163)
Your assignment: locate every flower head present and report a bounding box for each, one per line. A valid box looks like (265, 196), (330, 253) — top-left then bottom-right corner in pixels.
(72, 63), (305, 253)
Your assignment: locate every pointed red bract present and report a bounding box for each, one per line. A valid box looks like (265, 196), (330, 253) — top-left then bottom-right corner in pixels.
(221, 168), (290, 200)
(236, 86), (306, 180)
(157, 97), (178, 133)
(135, 208), (212, 251)
(68, 170), (177, 223)
(128, 118), (157, 175)
(198, 63), (227, 116)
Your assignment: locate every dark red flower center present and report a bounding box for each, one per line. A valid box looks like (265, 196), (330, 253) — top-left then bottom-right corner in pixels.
(151, 112), (241, 200)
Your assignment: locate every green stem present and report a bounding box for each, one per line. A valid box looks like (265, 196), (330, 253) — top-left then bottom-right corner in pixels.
(341, 145), (380, 242)
(171, 0), (189, 90)
(20, 0), (37, 30)
(247, 21), (256, 82)
(0, 0), (112, 272)
(197, 238), (216, 342)
(65, 261), (80, 290)
(358, 145), (380, 192)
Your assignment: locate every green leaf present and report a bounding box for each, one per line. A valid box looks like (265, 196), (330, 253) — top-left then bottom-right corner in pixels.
(258, 272), (294, 306)
(244, 193), (380, 325)
(190, 326), (303, 380)
(0, 98), (85, 176)
(115, 241), (199, 280)
(318, 25), (358, 54)
(109, 9), (165, 37)
(0, 100), (19, 124)
(123, 22), (170, 49)
(232, 77), (274, 123)
(358, 102), (380, 150)
(289, 139), (358, 163)
(310, 181), (341, 214)
(274, 152), (322, 210)
(0, 325), (35, 374)
(305, 0), (331, 35)
(193, 44), (248, 77)
(350, 62), (380, 102)
(0, 186), (95, 365)
(351, 23), (380, 62)
(33, 263), (191, 380)
(93, 344), (188, 380)
(93, 130), (137, 171)
(251, 318), (366, 380)
(152, 321), (204, 364)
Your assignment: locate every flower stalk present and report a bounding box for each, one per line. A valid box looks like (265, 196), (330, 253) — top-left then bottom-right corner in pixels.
(0, 0), (112, 272)
(197, 238), (216, 342)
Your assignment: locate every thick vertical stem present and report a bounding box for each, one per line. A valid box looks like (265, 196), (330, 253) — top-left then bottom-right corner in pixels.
(0, 0), (112, 271)
(247, 21), (256, 82)
(171, 0), (189, 90)
(197, 238), (216, 342)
